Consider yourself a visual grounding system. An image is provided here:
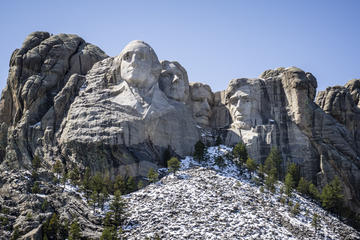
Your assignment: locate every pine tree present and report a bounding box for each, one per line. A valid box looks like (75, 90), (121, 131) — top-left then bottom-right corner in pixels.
(147, 168), (159, 183)
(246, 157), (257, 178)
(110, 190), (127, 228)
(265, 174), (276, 193)
(312, 213), (319, 234)
(309, 183), (320, 200)
(31, 181), (40, 194)
(258, 164), (265, 181)
(52, 160), (63, 180)
(68, 167), (80, 185)
(320, 176), (344, 214)
(68, 219), (81, 240)
(215, 156), (225, 168)
(100, 226), (117, 240)
(10, 226), (20, 240)
(126, 176), (137, 193)
(100, 187), (109, 210)
(32, 155), (41, 170)
(215, 136), (222, 146)
(114, 175), (127, 194)
(89, 190), (98, 211)
(287, 162), (300, 187)
(291, 202), (300, 216)
(45, 213), (60, 239)
(233, 142), (248, 165)
(264, 147), (282, 180)
(285, 172), (295, 196)
(194, 140), (206, 162)
(137, 180), (144, 189)
(168, 157), (180, 175)
(297, 177), (310, 195)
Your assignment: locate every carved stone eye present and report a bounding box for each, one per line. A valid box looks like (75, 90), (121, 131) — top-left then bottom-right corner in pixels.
(123, 52), (131, 61)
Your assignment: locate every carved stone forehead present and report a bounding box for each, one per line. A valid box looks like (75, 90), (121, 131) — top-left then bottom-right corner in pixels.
(121, 40), (152, 55)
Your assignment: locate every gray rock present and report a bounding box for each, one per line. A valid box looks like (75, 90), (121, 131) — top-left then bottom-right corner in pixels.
(0, 31), (108, 167)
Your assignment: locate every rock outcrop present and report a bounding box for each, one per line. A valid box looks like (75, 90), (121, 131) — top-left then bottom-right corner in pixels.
(0, 32), (360, 217)
(0, 31), (108, 168)
(218, 67), (360, 212)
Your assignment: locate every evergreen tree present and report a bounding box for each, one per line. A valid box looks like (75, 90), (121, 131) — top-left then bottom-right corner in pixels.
(147, 168), (159, 183)
(258, 164), (265, 181)
(297, 177), (310, 195)
(68, 167), (80, 185)
(246, 157), (257, 178)
(215, 136), (222, 146)
(32, 155), (41, 170)
(137, 180), (144, 189)
(126, 176), (137, 193)
(100, 226), (117, 240)
(233, 142), (248, 165)
(194, 140), (206, 161)
(10, 226), (20, 240)
(309, 183), (320, 200)
(113, 175), (127, 194)
(68, 219), (81, 240)
(168, 157), (180, 175)
(287, 162), (300, 187)
(43, 213), (60, 239)
(110, 190), (127, 228)
(284, 172), (295, 196)
(52, 160), (63, 180)
(215, 156), (225, 168)
(89, 190), (98, 211)
(99, 187), (109, 210)
(291, 202), (300, 216)
(264, 147), (282, 180)
(31, 181), (40, 194)
(81, 167), (92, 200)
(312, 213), (319, 234)
(265, 174), (276, 193)
(320, 176), (344, 214)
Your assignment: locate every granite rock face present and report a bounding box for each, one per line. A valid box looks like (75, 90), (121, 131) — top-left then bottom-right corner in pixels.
(316, 81), (360, 149)
(0, 33), (360, 215)
(0, 32), (108, 167)
(220, 67), (360, 212)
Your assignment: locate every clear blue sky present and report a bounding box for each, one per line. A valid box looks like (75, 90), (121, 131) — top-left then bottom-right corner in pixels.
(0, 0), (359, 93)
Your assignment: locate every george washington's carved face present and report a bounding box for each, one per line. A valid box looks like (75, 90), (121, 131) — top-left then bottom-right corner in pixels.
(118, 40), (161, 90)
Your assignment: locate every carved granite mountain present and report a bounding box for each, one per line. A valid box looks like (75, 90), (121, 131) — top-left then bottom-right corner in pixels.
(0, 32), (360, 217)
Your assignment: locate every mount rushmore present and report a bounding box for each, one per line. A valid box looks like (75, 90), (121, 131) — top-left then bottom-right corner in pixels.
(0, 32), (359, 213)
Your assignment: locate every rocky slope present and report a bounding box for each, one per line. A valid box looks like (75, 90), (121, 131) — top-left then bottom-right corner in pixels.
(123, 153), (360, 239)
(1, 146), (359, 239)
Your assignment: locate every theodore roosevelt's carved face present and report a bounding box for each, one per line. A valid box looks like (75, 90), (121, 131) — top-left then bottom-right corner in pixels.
(190, 83), (213, 126)
(119, 40), (161, 90)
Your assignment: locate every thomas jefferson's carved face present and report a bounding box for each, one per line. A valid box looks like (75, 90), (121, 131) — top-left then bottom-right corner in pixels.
(159, 61), (189, 102)
(120, 41), (160, 90)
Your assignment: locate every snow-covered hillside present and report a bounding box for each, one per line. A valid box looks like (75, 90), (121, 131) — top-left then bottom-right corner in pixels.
(122, 146), (360, 239)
